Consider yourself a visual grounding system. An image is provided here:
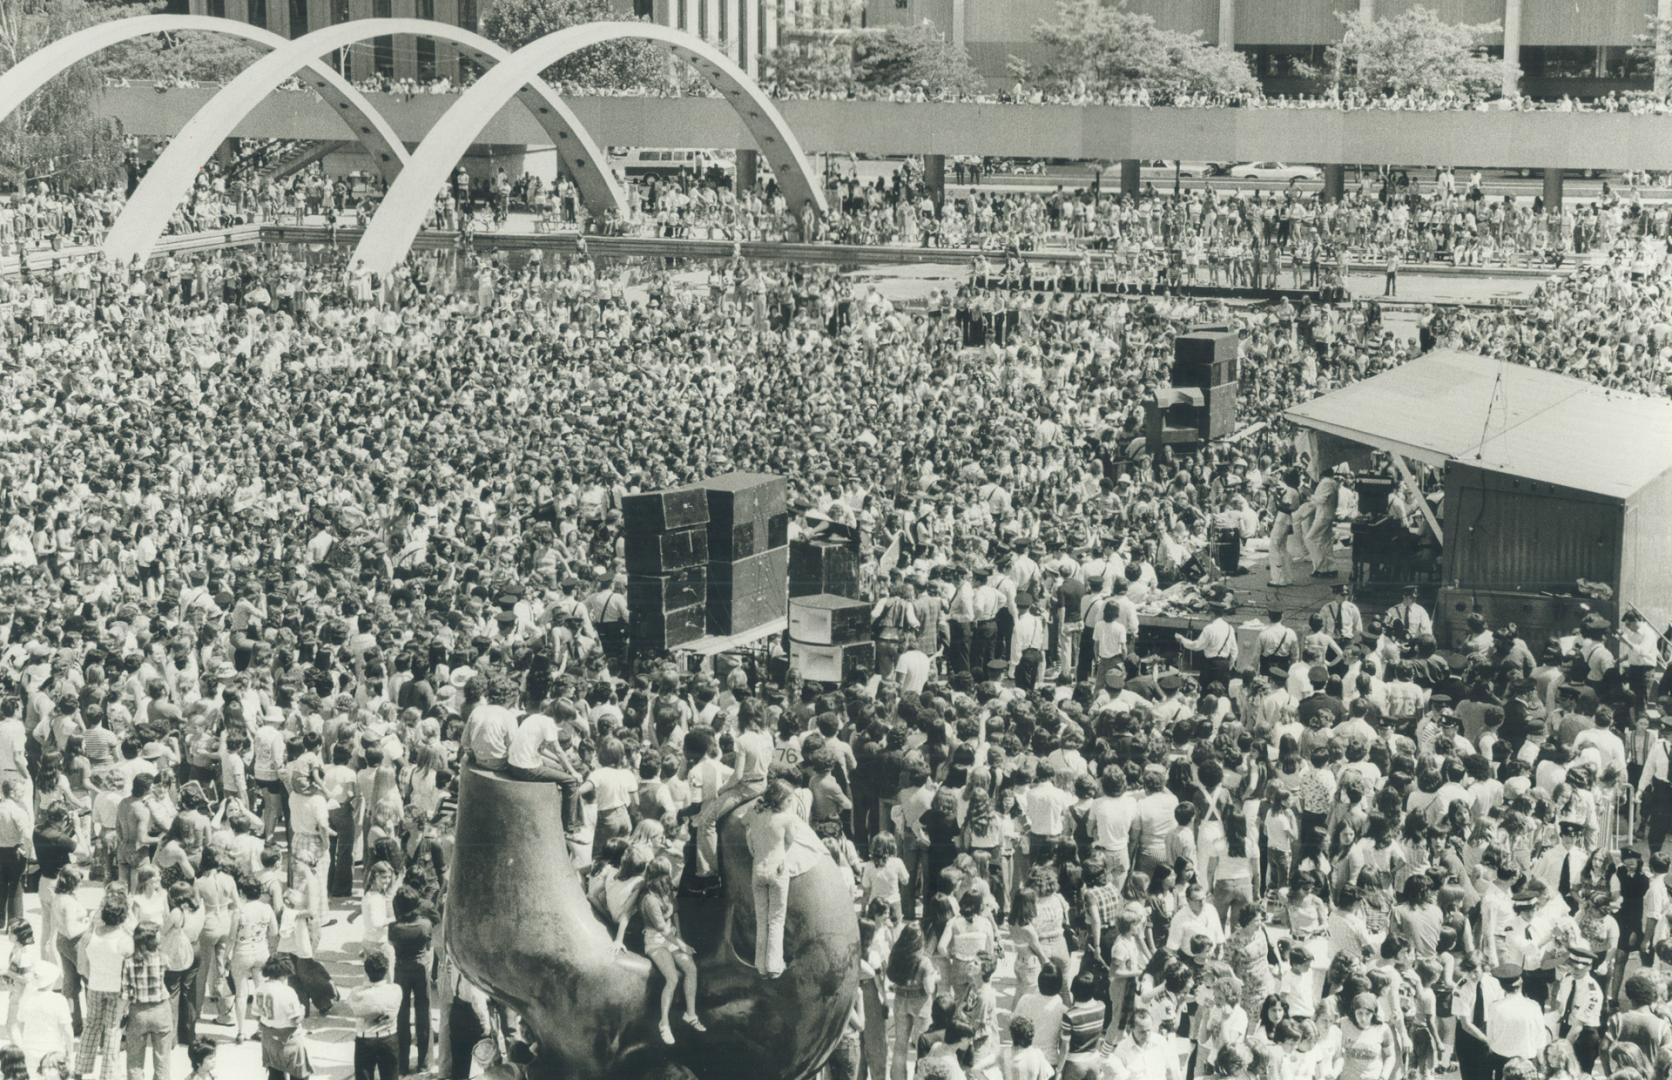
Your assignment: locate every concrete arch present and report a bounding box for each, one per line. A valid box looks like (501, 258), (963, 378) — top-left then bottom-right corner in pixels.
(103, 18), (629, 262)
(0, 14), (408, 188)
(354, 21), (828, 276)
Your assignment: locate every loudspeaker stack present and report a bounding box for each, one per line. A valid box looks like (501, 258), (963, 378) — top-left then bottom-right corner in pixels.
(1144, 330), (1242, 452)
(789, 594), (875, 685)
(789, 539), (861, 599)
(1171, 329), (1239, 441)
(623, 486), (710, 651)
(704, 472), (790, 636)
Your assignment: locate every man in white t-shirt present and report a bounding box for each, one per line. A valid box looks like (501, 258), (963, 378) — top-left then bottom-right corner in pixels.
(1088, 769), (1137, 889)
(894, 647), (932, 696)
(505, 711), (582, 829)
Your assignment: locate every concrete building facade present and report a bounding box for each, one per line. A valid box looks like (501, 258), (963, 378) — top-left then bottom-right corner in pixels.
(864, 0), (1672, 96)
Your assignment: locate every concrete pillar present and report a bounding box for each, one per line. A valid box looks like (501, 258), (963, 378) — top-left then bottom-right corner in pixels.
(349, 0), (373, 80)
(393, 0), (416, 80)
(736, 148), (759, 194)
(1323, 164), (1344, 202)
(1542, 168), (1563, 209)
(783, 0), (796, 31)
(925, 153), (946, 206)
(1358, 0), (1373, 17)
(725, 0), (740, 59)
(1501, 0), (1522, 98)
(1658, 0), (1672, 95)
(1217, 0), (1235, 49)
(1119, 158), (1141, 197)
(739, 0), (752, 75)
(704, 0), (720, 43)
(761, 0), (777, 61)
(227, 0), (249, 22)
(433, 0), (459, 80)
(950, 0), (965, 48)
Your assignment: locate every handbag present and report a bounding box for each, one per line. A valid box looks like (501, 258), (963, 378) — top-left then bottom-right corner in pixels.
(161, 920), (195, 971)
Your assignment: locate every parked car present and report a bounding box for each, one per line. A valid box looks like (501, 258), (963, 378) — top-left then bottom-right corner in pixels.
(1139, 160), (1224, 178)
(1225, 161), (1323, 181)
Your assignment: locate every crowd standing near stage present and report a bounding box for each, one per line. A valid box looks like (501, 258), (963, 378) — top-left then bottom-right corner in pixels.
(13, 151), (1658, 286)
(0, 186), (1668, 1080)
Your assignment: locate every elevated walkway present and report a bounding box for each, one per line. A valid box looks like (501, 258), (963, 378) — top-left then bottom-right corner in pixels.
(97, 86), (1672, 171)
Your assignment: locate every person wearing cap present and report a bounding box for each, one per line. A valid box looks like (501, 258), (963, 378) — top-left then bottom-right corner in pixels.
(1010, 597), (1048, 692)
(969, 568), (1004, 677)
(908, 577), (944, 667)
(1486, 963), (1548, 1067)
(584, 575), (630, 675)
(1574, 616), (1618, 699)
(1619, 609), (1662, 708)
(1532, 821), (1592, 912)
(1319, 582), (1363, 649)
(1175, 605), (1239, 691)
(1385, 586), (1433, 642)
(1253, 608), (1298, 679)
(944, 566), (974, 680)
(1641, 713), (1672, 852)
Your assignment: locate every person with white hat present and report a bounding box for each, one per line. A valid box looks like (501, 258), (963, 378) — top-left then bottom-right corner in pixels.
(10, 959), (72, 1067)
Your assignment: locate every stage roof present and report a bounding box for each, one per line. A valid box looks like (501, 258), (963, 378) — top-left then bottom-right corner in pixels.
(1283, 350), (1672, 500)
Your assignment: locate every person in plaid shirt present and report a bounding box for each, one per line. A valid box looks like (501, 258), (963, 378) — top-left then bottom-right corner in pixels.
(1080, 855), (1123, 969)
(123, 921), (175, 1080)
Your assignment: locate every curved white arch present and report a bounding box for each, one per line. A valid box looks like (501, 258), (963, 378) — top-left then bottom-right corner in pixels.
(354, 21), (828, 276)
(103, 18), (630, 262)
(0, 15), (409, 186)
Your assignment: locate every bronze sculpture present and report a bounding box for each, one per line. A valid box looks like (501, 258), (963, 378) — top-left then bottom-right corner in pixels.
(448, 766), (860, 1080)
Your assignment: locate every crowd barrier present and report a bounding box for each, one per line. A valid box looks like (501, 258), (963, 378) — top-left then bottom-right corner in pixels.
(0, 222), (1550, 304)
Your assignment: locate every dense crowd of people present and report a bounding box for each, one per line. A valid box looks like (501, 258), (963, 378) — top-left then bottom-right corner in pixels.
(109, 69), (1672, 115)
(13, 150), (1659, 283)
(0, 185), (1666, 1080)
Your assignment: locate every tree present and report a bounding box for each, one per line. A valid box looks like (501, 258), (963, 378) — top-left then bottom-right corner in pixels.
(0, 0), (128, 191)
(103, 29), (265, 84)
(1328, 5), (1505, 100)
(481, 0), (682, 92)
(1022, 0), (1259, 100)
(760, 34), (856, 96)
(851, 22), (984, 98)
(1629, 13), (1671, 94)
(1, 0), (272, 190)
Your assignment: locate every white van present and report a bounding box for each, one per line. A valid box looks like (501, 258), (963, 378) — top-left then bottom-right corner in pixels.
(619, 148), (733, 178)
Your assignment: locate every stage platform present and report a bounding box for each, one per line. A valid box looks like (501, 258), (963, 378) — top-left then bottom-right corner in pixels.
(675, 616), (788, 658)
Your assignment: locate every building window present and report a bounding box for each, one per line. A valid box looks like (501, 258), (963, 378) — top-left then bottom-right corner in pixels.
(208, 0), (225, 16)
(289, 0), (308, 35)
(332, 0), (349, 21)
(458, 0), (476, 31)
(248, 0), (268, 28)
(373, 0), (394, 74)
